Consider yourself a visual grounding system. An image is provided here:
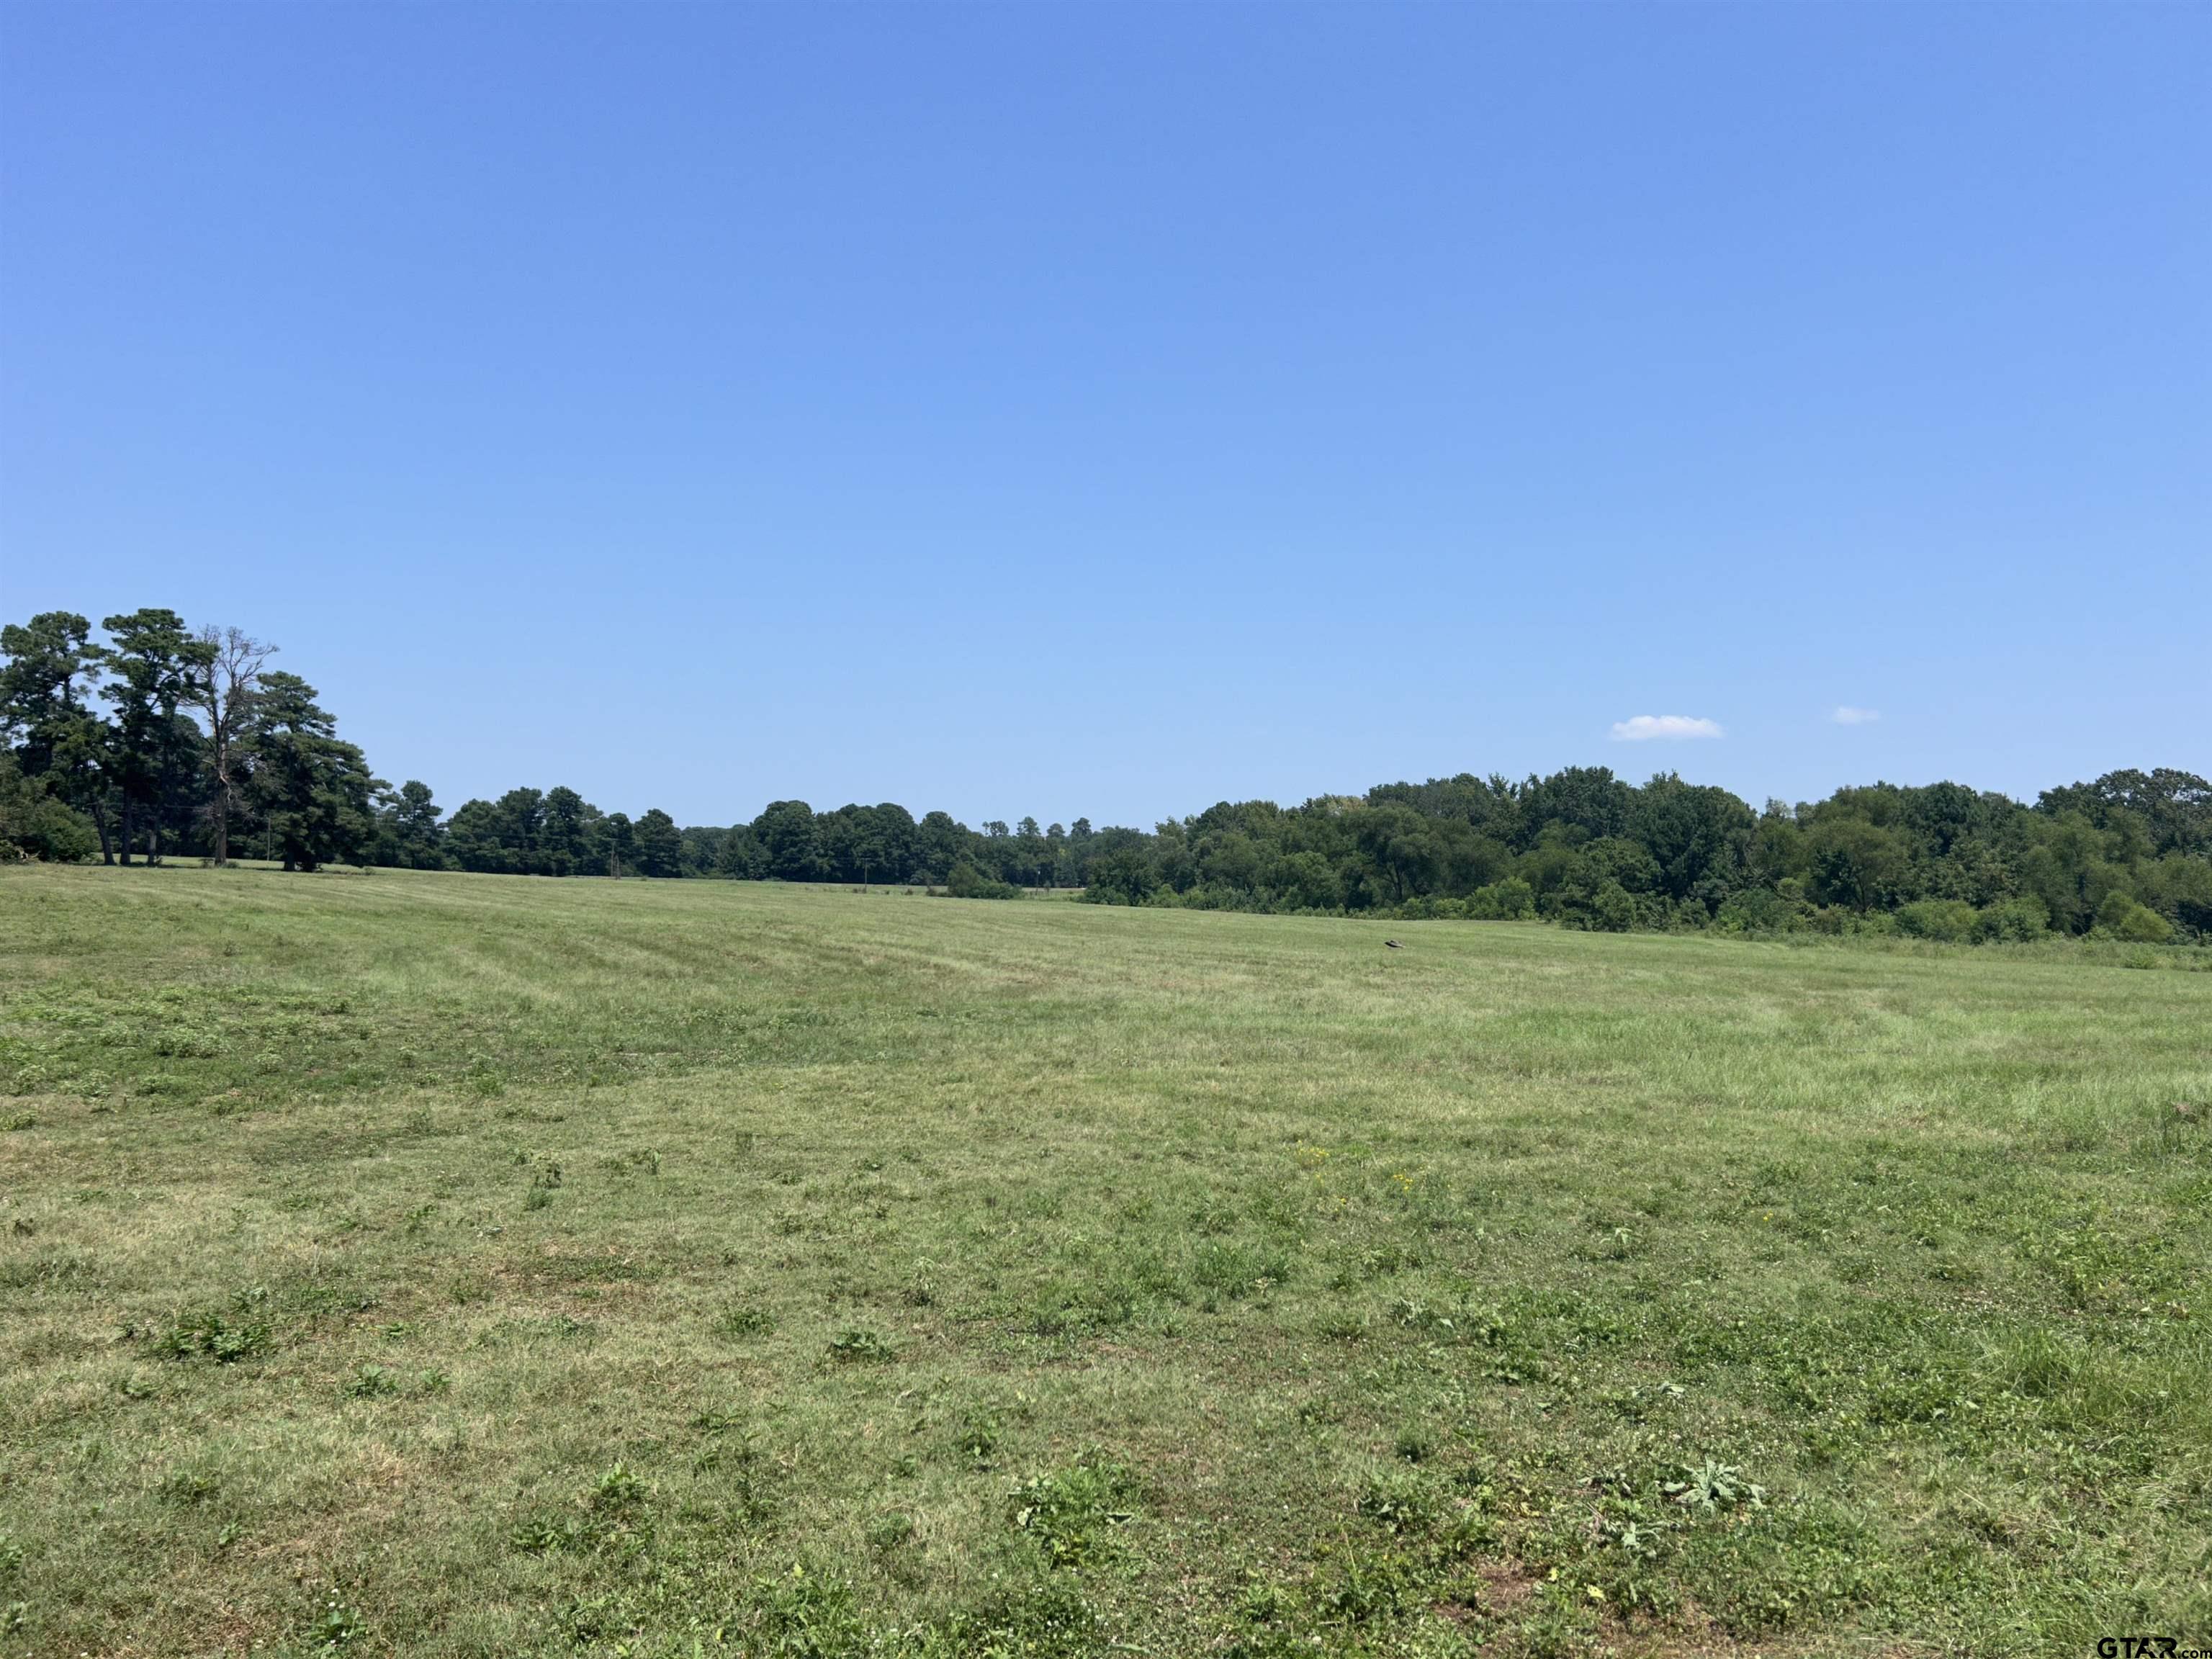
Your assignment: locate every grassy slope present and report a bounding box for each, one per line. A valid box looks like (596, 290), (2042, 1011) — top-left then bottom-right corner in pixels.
(1, 863), (2207, 1658)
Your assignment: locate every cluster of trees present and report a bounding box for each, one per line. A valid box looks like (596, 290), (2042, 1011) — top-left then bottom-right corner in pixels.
(421, 786), (685, 879)
(1, 610), (375, 872)
(0, 608), (1083, 887)
(8, 607), (2208, 945)
(1074, 767), (2211, 945)
(0, 609), (703, 879)
(426, 793), (1094, 891)
(697, 805), (1098, 889)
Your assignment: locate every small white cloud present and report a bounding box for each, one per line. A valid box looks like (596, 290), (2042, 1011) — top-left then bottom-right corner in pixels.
(1609, 714), (1724, 742)
(1832, 706), (1881, 726)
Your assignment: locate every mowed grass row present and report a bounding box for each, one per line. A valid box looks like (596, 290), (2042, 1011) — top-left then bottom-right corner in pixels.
(1, 863), (2207, 1658)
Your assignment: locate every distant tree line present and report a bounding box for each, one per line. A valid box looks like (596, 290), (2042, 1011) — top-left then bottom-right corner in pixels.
(1069, 768), (2208, 945)
(5, 606), (2206, 944)
(0, 608), (1087, 886)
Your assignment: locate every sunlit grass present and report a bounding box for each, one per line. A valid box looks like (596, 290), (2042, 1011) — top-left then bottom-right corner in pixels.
(1, 862), (2207, 1657)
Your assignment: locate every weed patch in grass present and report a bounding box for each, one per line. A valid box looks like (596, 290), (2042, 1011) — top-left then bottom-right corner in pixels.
(1010, 1455), (1141, 1569)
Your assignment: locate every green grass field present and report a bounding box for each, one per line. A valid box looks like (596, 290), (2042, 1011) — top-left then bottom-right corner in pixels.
(2, 864), (2208, 1658)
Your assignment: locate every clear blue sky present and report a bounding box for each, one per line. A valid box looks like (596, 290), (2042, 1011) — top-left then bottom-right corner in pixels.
(3, 4), (2205, 829)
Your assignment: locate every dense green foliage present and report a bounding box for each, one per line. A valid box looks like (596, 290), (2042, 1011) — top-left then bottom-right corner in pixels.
(0, 611), (370, 873)
(6, 605), (2208, 942)
(2, 867), (2207, 1656)
(1070, 767), (2212, 945)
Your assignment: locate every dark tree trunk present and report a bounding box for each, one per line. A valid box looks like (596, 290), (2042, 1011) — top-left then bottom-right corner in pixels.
(118, 799), (135, 865)
(153, 754), (177, 863)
